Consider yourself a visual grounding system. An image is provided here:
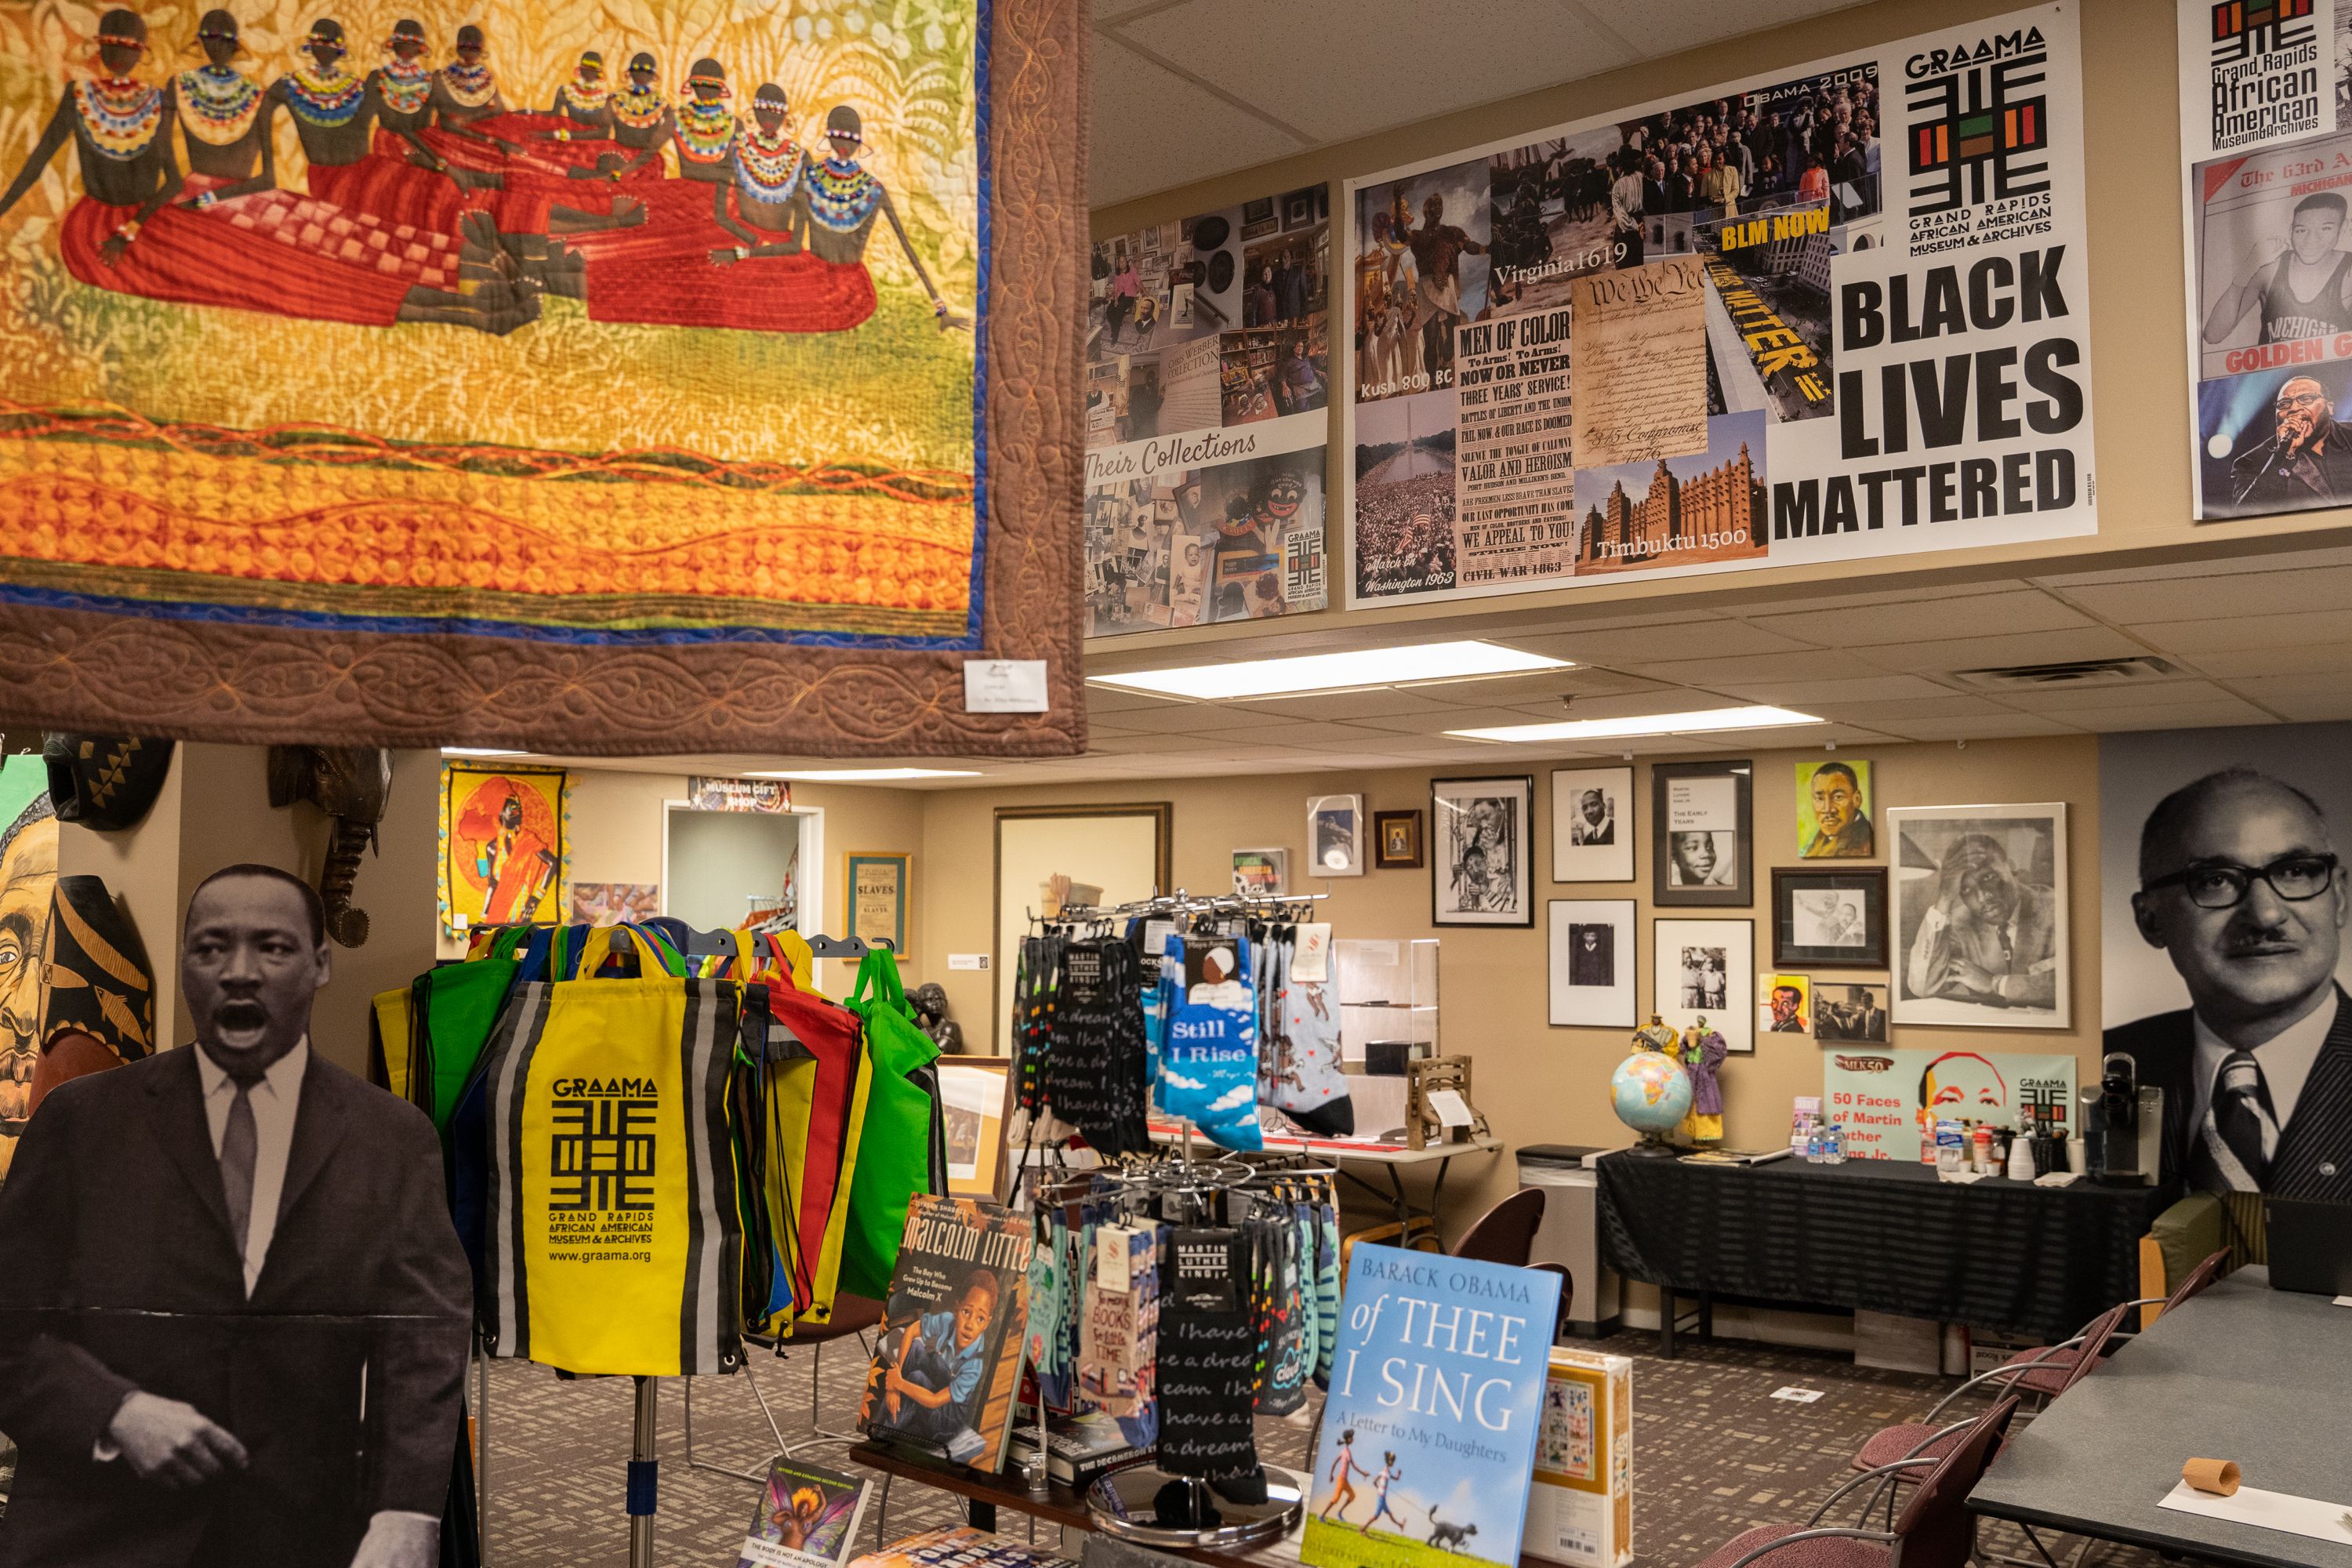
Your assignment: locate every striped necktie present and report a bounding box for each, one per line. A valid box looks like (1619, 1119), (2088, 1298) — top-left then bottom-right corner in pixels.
(2190, 1047), (2278, 1192)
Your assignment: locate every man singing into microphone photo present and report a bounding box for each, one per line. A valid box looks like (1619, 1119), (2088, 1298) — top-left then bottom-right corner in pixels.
(2230, 376), (2352, 509)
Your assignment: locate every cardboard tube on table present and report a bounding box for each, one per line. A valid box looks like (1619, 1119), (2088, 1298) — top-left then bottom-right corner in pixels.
(2182, 1458), (2241, 1496)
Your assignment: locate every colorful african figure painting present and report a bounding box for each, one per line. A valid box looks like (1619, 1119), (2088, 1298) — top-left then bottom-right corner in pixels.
(0, 0), (1087, 755)
(438, 761), (567, 935)
(0, 757), (58, 1183)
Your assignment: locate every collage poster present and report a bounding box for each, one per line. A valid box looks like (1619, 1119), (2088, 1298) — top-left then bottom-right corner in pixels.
(1085, 187), (1331, 635)
(2176, 0), (2352, 517)
(1345, 3), (2096, 606)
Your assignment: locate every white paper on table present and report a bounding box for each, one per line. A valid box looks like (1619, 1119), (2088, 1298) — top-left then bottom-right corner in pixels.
(2158, 1480), (2352, 1546)
(1427, 1088), (1474, 1128)
(2334, 1295), (2352, 1308)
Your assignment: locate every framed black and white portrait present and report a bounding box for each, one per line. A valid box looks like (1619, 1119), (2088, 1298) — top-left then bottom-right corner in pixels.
(1888, 803), (2070, 1029)
(1307, 793), (1365, 877)
(1549, 899), (1635, 1027)
(1433, 775), (1534, 927)
(1813, 981), (1890, 1043)
(1552, 766), (1633, 883)
(1653, 760), (1752, 907)
(1653, 918), (1755, 1054)
(1772, 868), (1889, 968)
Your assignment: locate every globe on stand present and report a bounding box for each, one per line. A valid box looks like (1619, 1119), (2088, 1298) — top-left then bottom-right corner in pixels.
(1611, 1051), (1693, 1153)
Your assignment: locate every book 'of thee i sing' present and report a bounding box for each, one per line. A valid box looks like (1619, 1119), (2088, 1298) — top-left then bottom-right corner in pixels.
(1301, 1243), (1561, 1568)
(858, 1194), (1035, 1472)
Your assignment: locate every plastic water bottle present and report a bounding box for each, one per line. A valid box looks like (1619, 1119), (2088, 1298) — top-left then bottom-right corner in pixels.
(1823, 1123), (1847, 1164)
(1805, 1123), (1824, 1162)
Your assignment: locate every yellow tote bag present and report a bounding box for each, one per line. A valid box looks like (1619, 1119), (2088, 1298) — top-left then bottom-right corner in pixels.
(481, 976), (746, 1376)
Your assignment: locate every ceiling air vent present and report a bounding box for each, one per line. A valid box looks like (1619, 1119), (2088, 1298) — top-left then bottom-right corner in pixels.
(1950, 656), (2178, 691)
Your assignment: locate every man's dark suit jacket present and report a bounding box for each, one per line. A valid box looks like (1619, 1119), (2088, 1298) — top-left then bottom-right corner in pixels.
(2102, 983), (2352, 1200)
(0, 1045), (472, 1567)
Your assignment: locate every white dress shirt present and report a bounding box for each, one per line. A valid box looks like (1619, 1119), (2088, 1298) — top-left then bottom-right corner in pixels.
(2190, 987), (2335, 1141)
(194, 1036), (308, 1298)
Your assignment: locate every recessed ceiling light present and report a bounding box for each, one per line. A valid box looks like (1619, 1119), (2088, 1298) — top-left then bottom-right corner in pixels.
(745, 768), (982, 781)
(1090, 641), (1569, 702)
(441, 746), (528, 757)
(1446, 706), (1824, 742)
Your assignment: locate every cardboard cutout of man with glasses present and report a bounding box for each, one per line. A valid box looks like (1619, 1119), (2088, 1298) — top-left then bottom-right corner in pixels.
(2107, 768), (2352, 1198)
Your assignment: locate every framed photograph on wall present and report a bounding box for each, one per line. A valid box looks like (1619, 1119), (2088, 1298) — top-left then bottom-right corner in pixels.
(1308, 793), (1365, 877)
(1552, 766), (1633, 883)
(1548, 899), (1635, 1027)
(846, 851), (911, 958)
(1653, 760), (1752, 907)
(1374, 809), (1424, 868)
(1653, 918), (1755, 1054)
(1813, 981), (1889, 1043)
(993, 802), (1173, 1048)
(1771, 868), (1888, 968)
(1233, 847), (1288, 897)
(1433, 775), (1534, 927)
(1887, 803), (2071, 1029)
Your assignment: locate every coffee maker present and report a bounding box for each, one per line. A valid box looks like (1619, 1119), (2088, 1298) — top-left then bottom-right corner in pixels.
(2096, 1053), (2164, 1185)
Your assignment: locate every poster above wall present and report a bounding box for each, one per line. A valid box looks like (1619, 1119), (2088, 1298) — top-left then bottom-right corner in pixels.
(1344, 2), (2096, 608)
(2176, 0), (2352, 520)
(0, 0), (1087, 757)
(1084, 186), (1331, 634)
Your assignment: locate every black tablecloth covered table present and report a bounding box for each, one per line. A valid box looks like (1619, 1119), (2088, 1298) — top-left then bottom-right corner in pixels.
(1595, 1152), (2178, 1343)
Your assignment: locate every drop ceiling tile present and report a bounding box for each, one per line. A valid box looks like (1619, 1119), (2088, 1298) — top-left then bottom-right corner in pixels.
(2058, 565), (2352, 626)
(1346, 706), (1565, 735)
(2240, 688), (2352, 722)
(2033, 543), (2352, 586)
(1501, 690), (1748, 723)
(1094, 0), (1174, 20)
(1114, 0), (1633, 147)
(1745, 590), (2092, 649)
(1518, 620), (1820, 667)
(1087, 732), (1226, 754)
(1867, 713), (2083, 740)
(1087, 36), (1309, 205)
(1614, 649), (1876, 687)
(1697, 673), (1961, 706)
(1802, 694), (2014, 723)
(1092, 700), (1254, 733)
(1860, 626), (2151, 675)
(1086, 684), (1190, 714)
(2129, 609), (2352, 657)
(1988, 679), (2240, 713)
(1230, 688), (1464, 722)
(1205, 721), (1402, 749)
(2068, 701), (2280, 731)
(1717, 582), (2021, 617)
(2172, 642), (2352, 680)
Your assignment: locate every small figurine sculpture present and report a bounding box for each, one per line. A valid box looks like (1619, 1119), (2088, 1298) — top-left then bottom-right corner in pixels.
(1631, 1014), (1679, 1056)
(1679, 1016), (1729, 1146)
(909, 981), (964, 1053)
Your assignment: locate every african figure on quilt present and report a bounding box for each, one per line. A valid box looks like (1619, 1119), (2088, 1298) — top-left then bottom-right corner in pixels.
(0, 0), (989, 676)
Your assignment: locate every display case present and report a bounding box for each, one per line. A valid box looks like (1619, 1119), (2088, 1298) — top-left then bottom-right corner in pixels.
(1336, 937), (1439, 1068)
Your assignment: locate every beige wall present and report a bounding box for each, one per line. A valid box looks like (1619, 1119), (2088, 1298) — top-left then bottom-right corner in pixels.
(918, 734), (2102, 1223)
(57, 742), (441, 1076)
(1082, 0), (2352, 662)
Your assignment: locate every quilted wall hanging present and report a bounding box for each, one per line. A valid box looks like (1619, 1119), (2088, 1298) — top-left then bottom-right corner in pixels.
(0, 0), (1085, 756)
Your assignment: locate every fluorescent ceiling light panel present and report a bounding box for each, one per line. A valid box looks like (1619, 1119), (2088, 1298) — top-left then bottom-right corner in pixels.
(745, 768), (982, 781)
(1446, 706), (1823, 742)
(1090, 641), (1568, 701)
(441, 746), (528, 757)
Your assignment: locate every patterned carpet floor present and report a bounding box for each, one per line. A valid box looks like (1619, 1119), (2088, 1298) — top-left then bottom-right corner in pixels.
(477, 1329), (2168, 1567)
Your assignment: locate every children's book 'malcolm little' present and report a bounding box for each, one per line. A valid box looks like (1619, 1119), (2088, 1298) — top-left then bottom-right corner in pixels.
(1301, 1243), (1560, 1568)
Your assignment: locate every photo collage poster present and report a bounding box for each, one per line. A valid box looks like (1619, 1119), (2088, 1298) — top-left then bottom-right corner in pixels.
(2176, 0), (2352, 518)
(1345, 3), (2096, 606)
(1085, 187), (1333, 635)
